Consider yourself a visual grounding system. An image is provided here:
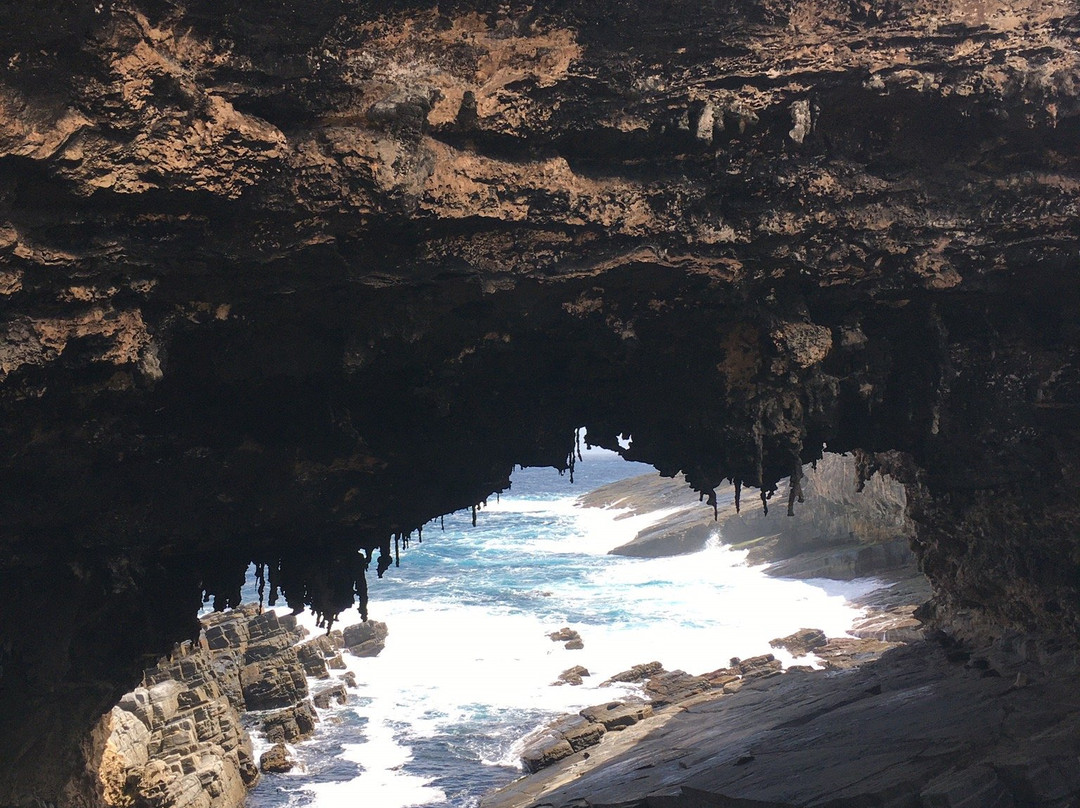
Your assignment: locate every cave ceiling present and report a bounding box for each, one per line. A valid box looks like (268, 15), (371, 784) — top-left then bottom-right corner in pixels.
(1, 0), (1080, 803)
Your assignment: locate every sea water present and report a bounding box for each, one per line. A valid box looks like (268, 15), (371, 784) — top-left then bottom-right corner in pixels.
(245, 446), (880, 808)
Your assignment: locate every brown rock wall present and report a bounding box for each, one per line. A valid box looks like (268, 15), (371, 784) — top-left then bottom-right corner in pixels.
(2, 0), (1080, 802)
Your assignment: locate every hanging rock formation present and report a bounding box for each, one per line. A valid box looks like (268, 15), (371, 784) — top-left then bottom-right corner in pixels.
(1, 0), (1080, 804)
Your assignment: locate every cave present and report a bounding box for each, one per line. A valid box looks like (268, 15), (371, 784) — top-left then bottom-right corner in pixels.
(2, 0), (1080, 805)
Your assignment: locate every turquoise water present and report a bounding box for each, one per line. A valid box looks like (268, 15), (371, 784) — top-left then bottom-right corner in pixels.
(246, 447), (878, 808)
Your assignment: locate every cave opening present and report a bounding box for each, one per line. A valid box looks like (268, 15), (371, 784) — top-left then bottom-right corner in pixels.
(201, 443), (925, 806)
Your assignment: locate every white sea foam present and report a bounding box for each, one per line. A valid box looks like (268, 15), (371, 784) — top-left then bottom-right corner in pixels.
(261, 456), (883, 808)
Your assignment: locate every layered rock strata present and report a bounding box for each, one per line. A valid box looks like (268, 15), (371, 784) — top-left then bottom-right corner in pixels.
(595, 453), (915, 578)
(61, 605), (360, 808)
(485, 638), (1080, 808)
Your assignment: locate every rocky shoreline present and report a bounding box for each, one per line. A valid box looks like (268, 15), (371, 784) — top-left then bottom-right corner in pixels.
(492, 459), (946, 804)
(588, 454), (915, 581)
(484, 629), (1080, 808)
(62, 605), (388, 808)
(511, 567), (929, 782)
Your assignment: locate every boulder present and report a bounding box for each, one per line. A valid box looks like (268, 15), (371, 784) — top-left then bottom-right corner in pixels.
(644, 670), (714, 706)
(554, 665), (591, 686)
(520, 734), (575, 773)
(339, 671), (358, 689)
(546, 714), (606, 752)
(548, 627), (583, 649)
(259, 743), (294, 774)
(770, 628), (828, 657)
(203, 616), (251, 653)
(327, 654), (347, 670)
(296, 641), (332, 679)
(343, 621), (389, 657)
(240, 648), (309, 710)
(312, 683), (348, 710)
(736, 654), (783, 680)
(603, 661), (665, 685)
(262, 701), (318, 744)
(579, 701), (653, 731)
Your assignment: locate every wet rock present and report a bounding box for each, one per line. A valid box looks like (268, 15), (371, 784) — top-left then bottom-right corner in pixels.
(736, 654), (783, 680)
(816, 637), (901, 670)
(553, 665), (591, 686)
(261, 701), (318, 744)
(579, 701), (653, 731)
(849, 607), (924, 644)
(342, 621), (389, 658)
(241, 648), (309, 710)
(550, 715), (606, 752)
(339, 672), (358, 689)
(701, 668), (740, 690)
(326, 654), (347, 670)
(259, 743), (294, 774)
(644, 670), (714, 706)
(519, 714), (607, 772)
(770, 628), (828, 657)
(603, 661), (665, 685)
(548, 627), (584, 650)
(312, 683), (348, 710)
(521, 735), (575, 774)
(297, 635), (338, 679)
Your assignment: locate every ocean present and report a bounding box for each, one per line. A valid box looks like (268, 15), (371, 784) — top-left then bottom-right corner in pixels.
(244, 446), (880, 808)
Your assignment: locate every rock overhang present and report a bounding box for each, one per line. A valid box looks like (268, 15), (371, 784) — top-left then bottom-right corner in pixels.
(2, 0), (1080, 804)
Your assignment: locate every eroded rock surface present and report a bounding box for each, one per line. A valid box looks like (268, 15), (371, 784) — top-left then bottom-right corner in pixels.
(485, 640), (1080, 808)
(58, 606), (355, 808)
(2, 0), (1080, 802)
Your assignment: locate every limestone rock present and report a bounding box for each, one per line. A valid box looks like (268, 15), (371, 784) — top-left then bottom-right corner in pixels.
(546, 715), (606, 752)
(736, 654), (783, 680)
(342, 621), (389, 658)
(312, 684), (348, 710)
(603, 661), (666, 685)
(240, 649), (309, 710)
(78, 605), (318, 808)
(261, 701), (318, 744)
(553, 665), (590, 686)
(816, 637), (901, 670)
(548, 627), (584, 650)
(259, 744), (294, 775)
(579, 701), (653, 731)
(520, 736), (575, 774)
(770, 628), (828, 657)
(644, 670), (714, 706)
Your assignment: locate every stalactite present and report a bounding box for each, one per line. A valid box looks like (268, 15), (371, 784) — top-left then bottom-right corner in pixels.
(356, 563), (369, 623)
(471, 504), (477, 527)
(255, 562), (266, 609)
(394, 534), (400, 567)
(377, 538), (392, 578)
(735, 480), (742, 514)
(418, 525), (423, 543)
(576, 427), (583, 462)
(760, 489), (769, 516)
(707, 489), (718, 520)
(441, 515), (445, 530)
